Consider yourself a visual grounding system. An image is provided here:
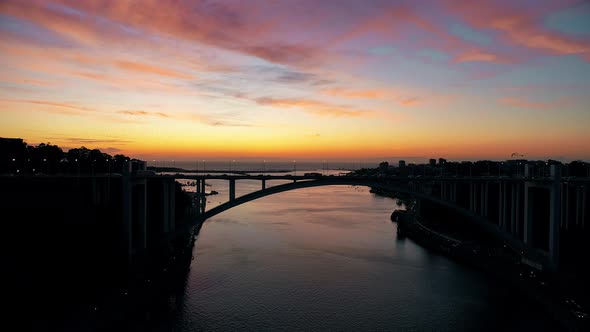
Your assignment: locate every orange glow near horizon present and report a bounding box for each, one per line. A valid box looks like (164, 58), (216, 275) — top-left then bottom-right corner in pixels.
(1, 1), (589, 162)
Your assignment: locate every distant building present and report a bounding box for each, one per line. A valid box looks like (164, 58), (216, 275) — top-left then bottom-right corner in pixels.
(131, 159), (147, 172)
(379, 161), (389, 173)
(429, 159), (436, 167)
(0, 137), (24, 145)
(123, 159), (147, 174)
(398, 160), (406, 168)
(438, 158), (447, 166)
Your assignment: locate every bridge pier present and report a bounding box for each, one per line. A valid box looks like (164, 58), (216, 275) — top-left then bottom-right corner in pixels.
(92, 176), (97, 205)
(121, 176), (149, 260)
(511, 183), (516, 235)
(480, 182), (488, 217)
(576, 186), (582, 226)
(583, 186), (587, 228)
(169, 180), (176, 232)
(560, 183), (569, 230)
(502, 182), (507, 231)
(229, 179), (236, 201)
(479, 183), (483, 216)
(549, 165), (561, 270)
(137, 180), (147, 250)
(262, 179), (266, 190)
(520, 166), (562, 270)
(195, 179), (206, 215)
(498, 182), (505, 229)
(514, 184), (522, 238)
(201, 179), (206, 214)
(523, 182), (534, 245)
(567, 185), (571, 228)
(484, 182), (489, 217)
(162, 180), (170, 233)
(469, 183), (475, 211)
(195, 179), (201, 216)
(122, 175), (133, 260)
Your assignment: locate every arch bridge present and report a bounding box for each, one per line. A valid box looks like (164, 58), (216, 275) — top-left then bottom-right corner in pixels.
(164, 168), (588, 271)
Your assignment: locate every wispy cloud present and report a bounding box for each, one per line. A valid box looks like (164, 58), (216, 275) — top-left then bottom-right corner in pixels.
(112, 60), (193, 79)
(45, 137), (133, 145)
(498, 96), (572, 109)
(255, 97), (372, 117)
(26, 100), (93, 111)
(117, 110), (170, 117)
(399, 97), (420, 106)
(0, 98), (95, 114)
(322, 88), (387, 99)
(321, 87), (424, 107)
(204, 120), (257, 127)
(454, 50), (504, 63)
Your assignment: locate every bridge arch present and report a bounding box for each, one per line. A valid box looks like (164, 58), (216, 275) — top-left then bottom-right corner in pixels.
(197, 178), (523, 253)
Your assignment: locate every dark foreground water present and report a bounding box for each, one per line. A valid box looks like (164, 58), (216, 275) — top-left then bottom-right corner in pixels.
(106, 180), (555, 331)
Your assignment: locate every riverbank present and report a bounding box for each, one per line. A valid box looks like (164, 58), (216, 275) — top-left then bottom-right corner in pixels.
(55, 217), (204, 331)
(1, 175), (201, 331)
(395, 210), (588, 331)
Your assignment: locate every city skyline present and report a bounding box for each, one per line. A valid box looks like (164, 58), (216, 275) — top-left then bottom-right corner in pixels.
(1, 0), (590, 160)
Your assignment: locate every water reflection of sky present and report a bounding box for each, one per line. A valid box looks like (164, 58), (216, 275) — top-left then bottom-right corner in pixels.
(157, 184), (553, 331)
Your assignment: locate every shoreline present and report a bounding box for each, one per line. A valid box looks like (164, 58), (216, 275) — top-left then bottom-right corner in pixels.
(394, 210), (587, 331)
(54, 216), (205, 331)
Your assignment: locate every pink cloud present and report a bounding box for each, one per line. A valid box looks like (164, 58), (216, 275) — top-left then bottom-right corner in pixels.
(255, 97), (372, 117)
(454, 50), (504, 63)
(499, 96), (572, 109)
(113, 60), (192, 79)
(320, 86), (446, 108)
(322, 88), (387, 99)
(399, 97), (420, 106)
(446, 0), (590, 61)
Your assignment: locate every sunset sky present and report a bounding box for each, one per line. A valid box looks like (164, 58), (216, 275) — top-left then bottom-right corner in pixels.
(1, 0), (589, 161)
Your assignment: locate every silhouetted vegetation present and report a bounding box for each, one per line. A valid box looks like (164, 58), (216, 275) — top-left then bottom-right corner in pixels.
(0, 137), (133, 174)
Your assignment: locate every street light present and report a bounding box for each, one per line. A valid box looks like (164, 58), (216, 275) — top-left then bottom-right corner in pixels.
(293, 160), (297, 176)
(263, 160), (266, 173)
(202, 160), (206, 173)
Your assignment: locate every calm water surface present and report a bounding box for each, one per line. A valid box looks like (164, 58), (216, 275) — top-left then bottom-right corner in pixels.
(133, 179), (551, 331)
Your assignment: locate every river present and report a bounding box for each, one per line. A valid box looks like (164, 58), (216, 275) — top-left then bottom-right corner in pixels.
(109, 174), (554, 331)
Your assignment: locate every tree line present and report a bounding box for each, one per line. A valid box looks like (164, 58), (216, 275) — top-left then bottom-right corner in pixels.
(0, 138), (134, 174)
